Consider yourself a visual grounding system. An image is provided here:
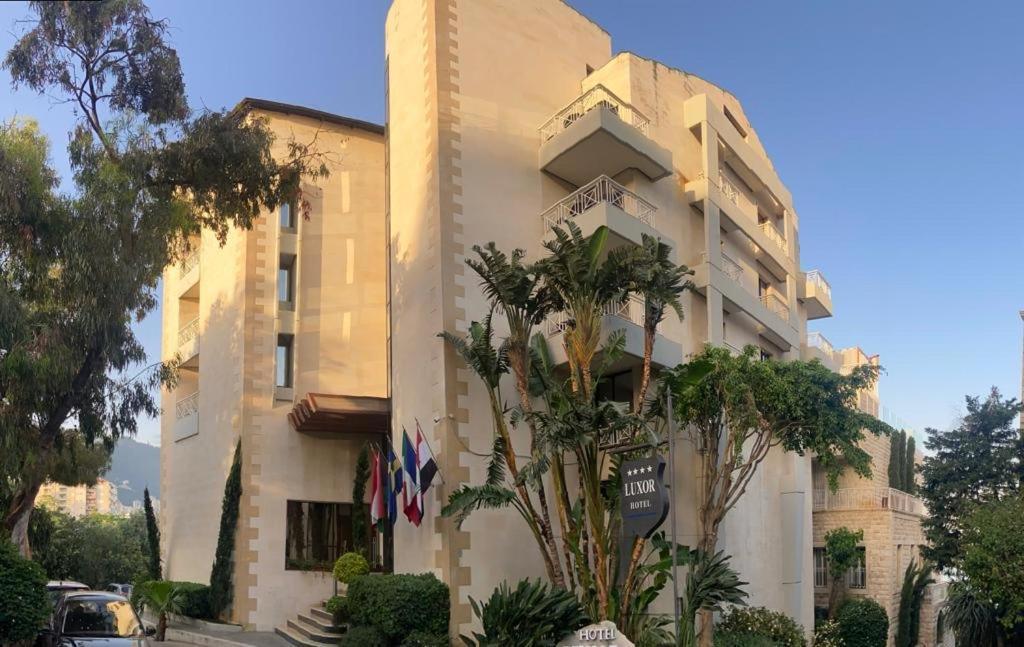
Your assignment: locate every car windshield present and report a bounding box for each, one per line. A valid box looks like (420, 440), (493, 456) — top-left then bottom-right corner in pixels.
(62, 598), (142, 638)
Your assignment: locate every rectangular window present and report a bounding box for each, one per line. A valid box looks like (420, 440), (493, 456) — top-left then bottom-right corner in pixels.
(285, 501), (353, 570)
(813, 547), (827, 588)
(846, 547), (867, 589)
(276, 334), (293, 388)
(278, 255), (295, 308)
(280, 201), (296, 230)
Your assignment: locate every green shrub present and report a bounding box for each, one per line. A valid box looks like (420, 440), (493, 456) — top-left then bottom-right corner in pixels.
(326, 595), (350, 624)
(835, 598), (888, 647)
(401, 630), (449, 647)
(348, 573), (449, 642)
(163, 581), (213, 619)
(334, 552), (370, 584)
(812, 620), (844, 647)
(713, 630), (781, 646)
(718, 607), (805, 647)
(463, 579), (588, 647)
(342, 625), (387, 647)
(0, 539), (49, 645)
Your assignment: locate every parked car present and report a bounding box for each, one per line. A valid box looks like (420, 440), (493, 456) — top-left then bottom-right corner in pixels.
(45, 581), (90, 606)
(39, 591), (155, 647)
(106, 583), (134, 598)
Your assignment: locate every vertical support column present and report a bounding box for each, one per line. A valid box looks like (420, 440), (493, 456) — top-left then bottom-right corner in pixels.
(780, 452), (810, 632)
(701, 122), (725, 346)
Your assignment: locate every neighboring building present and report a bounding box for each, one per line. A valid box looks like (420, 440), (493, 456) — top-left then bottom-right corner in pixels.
(38, 477), (120, 517)
(160, 101), (388, 632)
(807, 336), (949, 646)
(157, 0), (921, 640)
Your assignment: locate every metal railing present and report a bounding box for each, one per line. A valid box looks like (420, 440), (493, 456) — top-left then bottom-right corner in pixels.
(539, 84), (650, 141)
(179, 251), (200, 278)
(175, 392), (199, 420)
(721, 253), (744, 284)
(760, 292), (789, 320)
(177, 317), (199, 348)
(723, 340), (742, 356)
(546, 294), (649, 336)
(805, 270), (832, 299)
(813, 487), (926, 516)
(807, 331), (835, 355)
(541, 175), (656, 232)
(759, 221), (787, 254)
(718, 172), (742, 207)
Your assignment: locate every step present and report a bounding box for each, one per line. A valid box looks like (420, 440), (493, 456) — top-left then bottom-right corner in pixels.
(310, 607), (334, 623)
(287, 619), (343, 645)
(275, 627), (322, 647)
(297, 613), (342, 634)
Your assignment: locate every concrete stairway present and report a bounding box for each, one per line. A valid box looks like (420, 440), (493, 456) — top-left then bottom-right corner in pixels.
(274, 602), (346, 647)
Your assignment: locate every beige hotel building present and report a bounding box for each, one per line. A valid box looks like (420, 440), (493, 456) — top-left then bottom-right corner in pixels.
(160, 0), (938, 643)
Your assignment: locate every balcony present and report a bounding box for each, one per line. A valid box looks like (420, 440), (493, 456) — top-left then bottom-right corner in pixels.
(813, 487), (925, 517)
(178, 251), (199, 299)
(545, 294), (682, 371)
(539, 85), (671, 186)
(177, 317), (200, 367)
(691, 253), (798, 350)
(799, 270), (833, 320)
(684, 173), (791, 280)
(288, 394), (390, 439)
(174, 391), (199, 441)
(541, 176), (671, 254)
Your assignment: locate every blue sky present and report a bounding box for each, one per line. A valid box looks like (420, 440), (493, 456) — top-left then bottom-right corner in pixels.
(2, 1), (1021, 445)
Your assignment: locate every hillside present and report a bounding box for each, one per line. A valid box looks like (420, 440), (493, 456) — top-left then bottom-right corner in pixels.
(105, 438), (160, 506)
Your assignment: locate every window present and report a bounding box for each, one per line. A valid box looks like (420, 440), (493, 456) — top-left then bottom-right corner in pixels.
(846, 547), (867, 589)
(280, 201), (296, 230)
(758, 277), (770, 297)
(276, 334), (293, 388)
(596, 370), (634, 408)
(759, 348), (773, 362)
(285, 501), (353, 570)
(813, 547), (827, 588)
(278, 255), (295, 308)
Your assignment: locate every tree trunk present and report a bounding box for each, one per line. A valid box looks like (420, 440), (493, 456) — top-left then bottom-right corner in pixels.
(157, 611), (168, 641)
(5, 477), (43, 558)
(828, 578), (846, 619)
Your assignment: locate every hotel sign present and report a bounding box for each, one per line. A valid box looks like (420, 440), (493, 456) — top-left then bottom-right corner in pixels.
(557, 621), (635, 647)
(620, 455), (668, 539)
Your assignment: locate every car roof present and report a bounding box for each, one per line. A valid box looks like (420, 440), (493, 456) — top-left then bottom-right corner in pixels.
(47, 581), (89, 589)
(63, 590), (129, 601)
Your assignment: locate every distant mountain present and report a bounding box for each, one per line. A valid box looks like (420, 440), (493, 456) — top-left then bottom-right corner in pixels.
(105, 438), (160, 506)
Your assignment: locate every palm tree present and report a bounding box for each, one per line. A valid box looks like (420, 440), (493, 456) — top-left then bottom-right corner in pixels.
(136, 580), (184, 642)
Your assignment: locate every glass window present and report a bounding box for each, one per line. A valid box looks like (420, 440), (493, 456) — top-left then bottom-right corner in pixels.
(280, 201), (296, 230)
(846, 547), (867, 589)
(813, 547), (827, 588)
(278, 255), (295, 306)
(62, 598), (142, 637)
(276, 334), (293, 388)
(286, 501), (364, 571)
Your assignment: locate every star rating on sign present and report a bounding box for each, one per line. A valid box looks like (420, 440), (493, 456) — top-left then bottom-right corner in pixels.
(626, 465), (656, 477)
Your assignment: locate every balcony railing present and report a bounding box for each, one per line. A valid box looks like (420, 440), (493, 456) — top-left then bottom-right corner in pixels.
(539, 84), (650, 142)
(541, 175), (656, 232)
(805, 270), (831, 299)
(807, 331), (835, 356)
(760, 293), (789, 320)
(813, 487), (925, 516)
(175, 392), (199, 420)
(179, 251), (199, 278)
(759, 221), (787, 254)
(177, 317), (199, 348)
(546, 294), (649, 336)
(721, 253), (744, 284)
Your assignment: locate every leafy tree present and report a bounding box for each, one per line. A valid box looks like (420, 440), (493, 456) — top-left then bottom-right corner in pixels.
(209, 440), (242, 619)
(960, 496), (1024, 631)
(136, 580), (184, 641)
(144, 487), (161, 580)
(895, 560), (933, 647)
(0, 538), (48, 645)
(835, 598), (888, 647)
(919, 389), (1023, 569)
(824, 527), (864, 618)
(352, 444), (371, 557)
(0, 0), (326, 555)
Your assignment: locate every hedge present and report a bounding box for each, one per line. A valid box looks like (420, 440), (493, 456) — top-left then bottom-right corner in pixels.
(836, 598), (888, 647)
(348, 573), (449, 643)
(342, 625), (387, 647)
(0, 540), (49, 645)
(718, 607), (805, 647)
(158, 581), (214, 620)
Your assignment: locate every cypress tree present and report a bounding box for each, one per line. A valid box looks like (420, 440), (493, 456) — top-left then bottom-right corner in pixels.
(888, 433), (901, 489)
(904, 436), (916, 494)
(143, 487), (161, 581)
(351, 444), (370, 556)
(210, 440), (242, 619)
(892, 431), (907, 490)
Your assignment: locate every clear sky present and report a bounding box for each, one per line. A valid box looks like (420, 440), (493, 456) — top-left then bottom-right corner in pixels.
(2, 0), (1021, 446)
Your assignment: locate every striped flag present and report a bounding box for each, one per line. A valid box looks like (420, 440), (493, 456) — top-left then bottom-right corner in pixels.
(415, 420), (439, 495)
(402, 428), (422, 526)
(369, 448), (385, 530)
(385, 442), (403, 525)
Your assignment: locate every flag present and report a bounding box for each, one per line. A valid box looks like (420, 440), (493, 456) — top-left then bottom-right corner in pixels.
(402, 428), (422, 526)
(416, 420), (439, 494)
(369, 448), (385, 529)
(385, 442), (403, 525)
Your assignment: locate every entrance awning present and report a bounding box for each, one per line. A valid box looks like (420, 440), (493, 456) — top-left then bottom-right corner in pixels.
(288, 393), (390, 439)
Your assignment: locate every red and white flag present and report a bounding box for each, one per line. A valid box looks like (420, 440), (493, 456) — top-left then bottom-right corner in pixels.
(369, 448), (386, 529)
